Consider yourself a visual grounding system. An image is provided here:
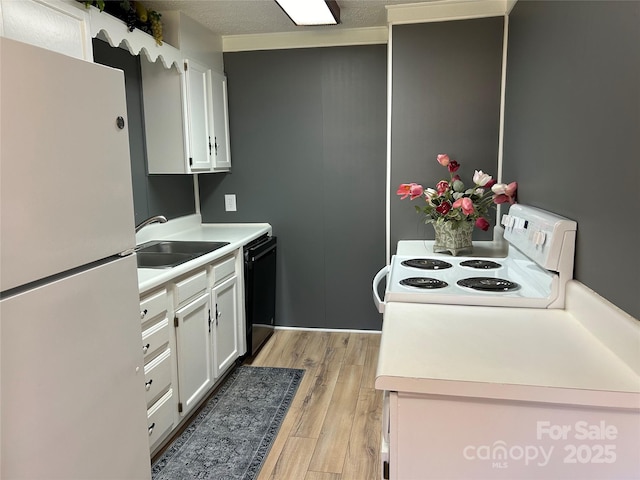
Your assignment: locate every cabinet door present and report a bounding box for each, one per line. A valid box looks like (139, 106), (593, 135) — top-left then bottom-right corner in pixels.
(211, 275), (239, 377)
(174, 291), (213, 416)
(0, 0), (92, 60)
(141, 57), (188, 174)
(183, 59), (213, 172)
(210, 71), (232, 171)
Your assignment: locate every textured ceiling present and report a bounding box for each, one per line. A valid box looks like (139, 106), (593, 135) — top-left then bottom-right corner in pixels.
(143, 0), (438, 37)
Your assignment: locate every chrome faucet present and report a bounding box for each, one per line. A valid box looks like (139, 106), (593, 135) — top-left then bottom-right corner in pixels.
(135, 215), (167, 233)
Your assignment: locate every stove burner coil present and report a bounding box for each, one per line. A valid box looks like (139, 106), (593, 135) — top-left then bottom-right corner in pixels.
(400, 277), (449, 289)
(457, 277), (520, 291)
(459, 260), (502, 269)
(401, 259), (453, 270)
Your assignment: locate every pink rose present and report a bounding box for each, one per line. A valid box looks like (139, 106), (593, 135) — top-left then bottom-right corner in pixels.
(409, 183), (424, 200)
(437, 154), (450, 166)
(493, 194), (510, 204)
(491, 181), (518, 204)
(448, 160), (460, 173)
(453, 197), (474, 216)
(436, 180), (449, 195)
(475, 217), (490, 231)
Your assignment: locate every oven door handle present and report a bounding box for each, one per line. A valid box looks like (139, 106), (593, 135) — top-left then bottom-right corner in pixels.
(372, 265), (389, 314)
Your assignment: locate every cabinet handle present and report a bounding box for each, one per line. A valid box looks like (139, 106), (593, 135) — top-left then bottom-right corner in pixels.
(145, 379), (153, 391)
(208, 136), (212, 156)
(140, 309), (148, 320)
(148, 423), (155, 435)
(142, 343), (150, 354)
(214, 136), (218, 156)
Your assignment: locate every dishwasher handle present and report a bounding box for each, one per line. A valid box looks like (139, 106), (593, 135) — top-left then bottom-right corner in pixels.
(245, 236), (277, 263)
(372, 265), (389, 314)
(249, 243), (276, 262)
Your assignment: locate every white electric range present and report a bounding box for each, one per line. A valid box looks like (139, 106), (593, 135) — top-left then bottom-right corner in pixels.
(374, 204), (577, 312)
(373, 204), (640, 480)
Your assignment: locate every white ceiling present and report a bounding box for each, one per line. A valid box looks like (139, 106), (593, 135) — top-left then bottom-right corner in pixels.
(143, 0), (439, 37)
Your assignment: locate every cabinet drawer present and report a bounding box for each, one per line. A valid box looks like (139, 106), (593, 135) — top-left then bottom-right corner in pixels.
(212, 255), (235, 285)
(174, 270), (207, 306)
(147, 389), (174, 450)
(141, 317), (170, 361)
(140, 288), (168, 324)
(144, 348), (172, 407)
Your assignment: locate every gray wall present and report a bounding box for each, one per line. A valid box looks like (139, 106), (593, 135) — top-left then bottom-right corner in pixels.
(503, 1), (640, 318)
(390, 18), (505, 250)
(199, 45), (387, 330)
(92, 39), (195, 225)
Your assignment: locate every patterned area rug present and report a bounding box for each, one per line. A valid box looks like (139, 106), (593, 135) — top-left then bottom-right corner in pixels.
(152, 366), (304, 480)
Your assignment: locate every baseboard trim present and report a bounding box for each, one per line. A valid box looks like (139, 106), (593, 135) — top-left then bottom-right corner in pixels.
(274, 326), (382, 335)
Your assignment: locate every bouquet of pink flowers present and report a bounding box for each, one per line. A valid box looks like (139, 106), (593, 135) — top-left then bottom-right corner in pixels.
(397, 154), (517, 231)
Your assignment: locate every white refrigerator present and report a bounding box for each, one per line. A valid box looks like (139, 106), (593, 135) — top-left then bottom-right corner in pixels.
(0, 38), (151, 479)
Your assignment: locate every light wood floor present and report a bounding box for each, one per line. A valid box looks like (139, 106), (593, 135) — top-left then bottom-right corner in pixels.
(244, 329), (383, 480)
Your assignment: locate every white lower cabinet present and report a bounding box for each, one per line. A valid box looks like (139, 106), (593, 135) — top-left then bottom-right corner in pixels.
(385, 391), (640, 479)
(174, 290), (213, 417)
(147, 389), (175, 449)
(212, 273), (239, 377)
(139, 287), (178, 453)
(139, 249), (243, 456)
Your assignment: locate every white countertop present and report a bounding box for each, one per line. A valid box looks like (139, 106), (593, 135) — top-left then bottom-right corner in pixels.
(136, 216), (271, 294)
(376, 281), (640, 409)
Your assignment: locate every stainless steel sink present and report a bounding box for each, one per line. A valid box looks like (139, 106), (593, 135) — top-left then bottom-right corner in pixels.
(136, 252), (196, 269)
(136, 240), (229, 255)
(135, 240), (230, 268)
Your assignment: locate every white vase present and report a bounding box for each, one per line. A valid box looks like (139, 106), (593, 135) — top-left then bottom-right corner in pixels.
(432, 221), (474, 256)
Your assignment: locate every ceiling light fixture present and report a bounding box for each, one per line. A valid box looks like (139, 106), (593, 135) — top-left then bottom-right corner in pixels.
(275, 0), (340, 26)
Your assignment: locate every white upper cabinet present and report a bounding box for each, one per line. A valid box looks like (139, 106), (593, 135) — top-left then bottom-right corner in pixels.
(210, 71), (232, 171)
(142, 57), (232, 174)
(183, 58), (214, 172)
(181, 59), (232, 173)
(0, 0), (93, 60)
(144, 10), (230, 174)
(140, 56), (187, 174)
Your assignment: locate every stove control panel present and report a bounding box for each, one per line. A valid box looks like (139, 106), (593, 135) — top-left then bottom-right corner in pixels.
(502, 204), (577, 272)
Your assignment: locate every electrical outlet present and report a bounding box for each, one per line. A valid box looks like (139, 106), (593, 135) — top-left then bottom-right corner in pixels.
(224, 194), (237, 212)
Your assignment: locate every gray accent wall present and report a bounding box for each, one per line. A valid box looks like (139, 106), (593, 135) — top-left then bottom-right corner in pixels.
(199, 45), (387, 330)
(503, 1), (640, 319)
(390, 18), (505, 250)
(92, 39), (195, 225)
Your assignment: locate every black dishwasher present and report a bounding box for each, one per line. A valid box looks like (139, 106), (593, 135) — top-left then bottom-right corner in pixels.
(244, 235), (277, 356)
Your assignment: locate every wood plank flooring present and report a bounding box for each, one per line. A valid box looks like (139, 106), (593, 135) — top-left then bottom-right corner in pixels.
(244, 329), (382, 480)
